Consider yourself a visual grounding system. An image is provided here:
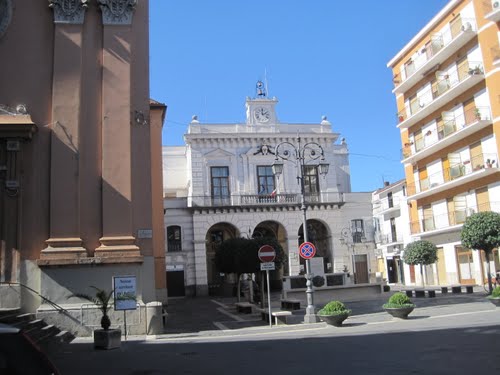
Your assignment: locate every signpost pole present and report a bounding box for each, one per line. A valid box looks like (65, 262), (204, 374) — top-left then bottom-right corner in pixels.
(266, 269), (272, 327)
(123, 311), (127, 341)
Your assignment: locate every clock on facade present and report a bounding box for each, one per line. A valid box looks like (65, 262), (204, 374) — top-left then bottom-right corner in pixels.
(254, 107), (271, 123)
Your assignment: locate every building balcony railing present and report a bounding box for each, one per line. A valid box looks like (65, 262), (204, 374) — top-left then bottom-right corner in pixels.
(392, 18), (477, 94)
(375, 232), (404, 245)
(188, 191), (344, 208)
(407, 152), (498, 198)
(373, 196), (403, 214)
(483, 0), (500, 22)
(397, 61), (484, 129)
(410, 202), (500, 235)
(492, 46), (500, 66)
(401, 106), (492, 163)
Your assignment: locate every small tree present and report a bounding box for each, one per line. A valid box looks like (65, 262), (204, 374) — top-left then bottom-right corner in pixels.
(72, 286), (114, 330)
(461, 211), (500, 294)
(214, 237), (284, 303)
(403, 240), (438, 287)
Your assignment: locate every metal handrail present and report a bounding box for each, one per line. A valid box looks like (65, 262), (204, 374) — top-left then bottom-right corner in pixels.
(0, 281), (87, 327)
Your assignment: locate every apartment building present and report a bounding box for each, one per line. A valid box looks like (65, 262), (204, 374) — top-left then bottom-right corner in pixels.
(387, 0), (500, 286)
(163, 84), (377, 297)
(372, 180), (412, 285)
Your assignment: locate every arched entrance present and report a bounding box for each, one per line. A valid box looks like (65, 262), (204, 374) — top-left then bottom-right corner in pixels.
(298, 219), (332, 273)
(253, 221), (288, 290)
(205, 222), (239, 295)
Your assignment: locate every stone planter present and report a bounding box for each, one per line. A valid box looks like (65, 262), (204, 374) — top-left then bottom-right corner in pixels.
(383, 306), (414, 319)
(94, 329), (121, 350)
(488, 297), (500, 307)
(318, 313), (350, 327)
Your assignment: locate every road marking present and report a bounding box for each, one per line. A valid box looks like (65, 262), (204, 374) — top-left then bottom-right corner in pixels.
(216, 307), (246, 322)
(211, 300), (227, 308)
(213, 322), (229, 330)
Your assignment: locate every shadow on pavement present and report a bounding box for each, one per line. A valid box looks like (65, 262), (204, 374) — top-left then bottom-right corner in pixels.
(51, 324), (500, 375)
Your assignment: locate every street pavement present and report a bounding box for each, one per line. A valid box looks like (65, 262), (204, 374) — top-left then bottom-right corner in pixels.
(50, 288), (500, 374)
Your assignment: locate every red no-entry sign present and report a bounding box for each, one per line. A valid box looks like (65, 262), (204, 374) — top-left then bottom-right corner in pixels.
(258, 245), (276, 263)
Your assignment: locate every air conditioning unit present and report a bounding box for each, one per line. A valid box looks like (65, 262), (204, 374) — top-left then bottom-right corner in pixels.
(461, 22), (472, 32)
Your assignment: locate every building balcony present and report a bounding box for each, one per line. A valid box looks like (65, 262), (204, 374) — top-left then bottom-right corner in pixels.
(491, 46), (500, 66)
(188, 191), (344, 208)
(373, 196), (403, 216)
(375, 233), (404, 246)
(401, 106), (492, 164)
(483, 0), (500, 22)
(393, 18), (477, 95)
(397, 62), (484, 129)
(407, 152), (499, 199)
(410, 202), (500, 236)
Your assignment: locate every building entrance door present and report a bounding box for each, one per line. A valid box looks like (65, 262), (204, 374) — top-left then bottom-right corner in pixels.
(355, 254), (369, 283)
(166, 270), (185, 297)
(456, 246), (475, 285)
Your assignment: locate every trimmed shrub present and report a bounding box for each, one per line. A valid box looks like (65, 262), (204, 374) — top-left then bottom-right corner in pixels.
(318, 300), (351, 316)
(490, 286), (500, 298)
(383, 292), (415, 309)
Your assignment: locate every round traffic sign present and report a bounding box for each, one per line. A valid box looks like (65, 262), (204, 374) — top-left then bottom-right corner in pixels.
(258, 245), (276, 262)
(299, 242), (316, 259)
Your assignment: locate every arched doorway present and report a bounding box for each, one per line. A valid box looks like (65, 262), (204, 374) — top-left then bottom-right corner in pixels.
(252, 221), (288, 291)
(298, 219), (332, 273)
(205, 222), (239, 295)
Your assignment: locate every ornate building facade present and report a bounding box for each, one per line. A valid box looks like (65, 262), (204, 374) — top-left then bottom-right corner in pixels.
(163, 85), (377, 297)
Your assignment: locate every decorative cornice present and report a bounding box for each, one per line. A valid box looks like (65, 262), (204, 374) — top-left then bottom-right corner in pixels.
(98, 0), (137, 25)
(48, 0), (88, 24)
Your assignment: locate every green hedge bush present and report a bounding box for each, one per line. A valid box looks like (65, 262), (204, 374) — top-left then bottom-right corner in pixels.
(489, 286), (500, 298)
(383, 292), (415, 309)
(318, 300), (351, 316)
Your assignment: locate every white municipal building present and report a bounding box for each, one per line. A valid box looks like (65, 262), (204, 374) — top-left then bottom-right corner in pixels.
(163, 83), (377, 297)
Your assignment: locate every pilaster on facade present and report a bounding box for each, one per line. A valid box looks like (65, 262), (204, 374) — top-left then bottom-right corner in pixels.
(41, 15), (87, 262)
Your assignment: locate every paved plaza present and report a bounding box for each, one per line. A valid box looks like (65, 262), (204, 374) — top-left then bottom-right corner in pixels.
(49, 289), (500, 374)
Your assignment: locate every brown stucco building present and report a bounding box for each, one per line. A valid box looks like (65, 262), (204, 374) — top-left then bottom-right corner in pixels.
(0, 0), (166, 335)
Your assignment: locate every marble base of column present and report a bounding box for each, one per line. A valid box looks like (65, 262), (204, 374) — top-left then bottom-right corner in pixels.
(38, 238), (88, 265)
(94, 236), (142, 263)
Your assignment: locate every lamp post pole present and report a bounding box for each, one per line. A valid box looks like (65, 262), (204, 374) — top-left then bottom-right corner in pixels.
(272, 136), (329, 324)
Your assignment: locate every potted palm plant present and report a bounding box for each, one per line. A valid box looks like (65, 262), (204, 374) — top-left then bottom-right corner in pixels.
(72, 286), (121, 349)
(383, 292), (415, 319)
(317, 300), (351, 327)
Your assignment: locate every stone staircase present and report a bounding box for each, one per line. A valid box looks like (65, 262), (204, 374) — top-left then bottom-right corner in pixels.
(0, 308), (75, 353)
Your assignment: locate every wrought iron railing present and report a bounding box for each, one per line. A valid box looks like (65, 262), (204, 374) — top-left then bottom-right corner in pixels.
(410, 202), (499, 234)
(401, 106), (491, 160)
(395, 17), (476, 88)
(406, 152), (498, 196)
(397, 61), (483, 122)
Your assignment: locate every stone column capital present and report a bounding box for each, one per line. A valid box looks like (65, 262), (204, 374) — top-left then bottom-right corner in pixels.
(98, 0), (137, 25)
(48, 0), (88, 24)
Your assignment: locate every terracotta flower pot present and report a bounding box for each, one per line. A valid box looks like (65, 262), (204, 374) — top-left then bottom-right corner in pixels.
(383, 306), (414, 319)
(318, 313), (350, 327)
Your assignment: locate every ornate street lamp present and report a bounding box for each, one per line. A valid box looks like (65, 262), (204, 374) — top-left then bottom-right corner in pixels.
(272, 136), (329, 323)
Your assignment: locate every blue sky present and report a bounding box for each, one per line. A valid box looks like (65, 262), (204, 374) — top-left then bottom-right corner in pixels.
(150, 0), (450, 192)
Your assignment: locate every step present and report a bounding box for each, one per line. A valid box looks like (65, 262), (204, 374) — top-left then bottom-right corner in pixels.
(0, 312), (34, 325)
(21, 319), (47, 337)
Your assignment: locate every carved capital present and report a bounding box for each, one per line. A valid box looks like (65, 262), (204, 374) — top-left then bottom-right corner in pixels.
(48, 0), (88, 24)
(98, 0), (137, 25)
